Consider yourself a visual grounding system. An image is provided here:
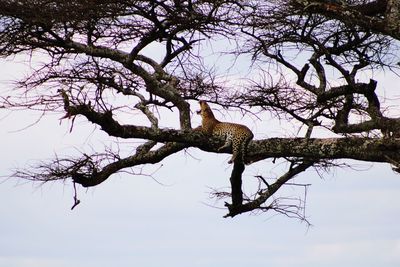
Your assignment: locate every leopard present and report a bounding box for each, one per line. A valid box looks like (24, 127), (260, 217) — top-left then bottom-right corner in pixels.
(197, 100), (254, 164)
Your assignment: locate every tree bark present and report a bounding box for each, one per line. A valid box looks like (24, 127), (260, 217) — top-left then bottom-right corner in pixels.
(249, 137), (400, 164)
(228, 161), (244, 208)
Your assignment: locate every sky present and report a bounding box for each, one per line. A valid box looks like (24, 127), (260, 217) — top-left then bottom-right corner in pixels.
(1, 49), (400, 267)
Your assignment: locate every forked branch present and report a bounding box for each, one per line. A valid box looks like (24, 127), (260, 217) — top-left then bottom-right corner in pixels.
(224, 160), (315, 218)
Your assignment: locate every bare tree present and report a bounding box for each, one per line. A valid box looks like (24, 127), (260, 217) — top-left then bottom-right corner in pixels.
(1, 0), (400, 220)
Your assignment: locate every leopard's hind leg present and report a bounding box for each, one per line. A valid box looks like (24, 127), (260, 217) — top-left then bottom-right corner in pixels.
(229, 138), (242, 164)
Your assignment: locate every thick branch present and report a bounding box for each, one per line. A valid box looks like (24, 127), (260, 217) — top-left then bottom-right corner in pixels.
(229, 162), (245, 208)
(248, 137), (400, 164)
(316, 79), (377, 103)
(64, 102), (198, 142)
(70, 136), (400, 187)
(66, 99), (400, 162)
(65, 100), (400, 164)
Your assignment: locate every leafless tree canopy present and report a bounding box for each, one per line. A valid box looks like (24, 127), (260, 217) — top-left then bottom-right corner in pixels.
(1, 0), (400, 219)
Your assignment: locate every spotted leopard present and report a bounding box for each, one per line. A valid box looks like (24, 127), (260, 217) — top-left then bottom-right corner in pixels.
(197, 100), (254, 164)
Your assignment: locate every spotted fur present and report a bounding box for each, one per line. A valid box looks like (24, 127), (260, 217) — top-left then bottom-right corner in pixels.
(197, 100), (254, 164)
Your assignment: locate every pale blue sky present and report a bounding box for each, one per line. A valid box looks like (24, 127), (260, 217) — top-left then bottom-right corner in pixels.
(1, 47), (400, 267)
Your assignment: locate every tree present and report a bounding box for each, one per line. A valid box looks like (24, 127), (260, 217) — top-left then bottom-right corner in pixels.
(1, 0), (399, 220)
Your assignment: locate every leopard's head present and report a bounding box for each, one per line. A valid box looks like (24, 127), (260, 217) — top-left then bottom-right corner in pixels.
(197, 100), (212, 116)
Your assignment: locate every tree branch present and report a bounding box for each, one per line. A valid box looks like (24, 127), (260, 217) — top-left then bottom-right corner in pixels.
(72, 142), (187, 187)
(290, 0), (400, 40)
(224, 160), (315, 217)
(248, 137), (400, 164)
